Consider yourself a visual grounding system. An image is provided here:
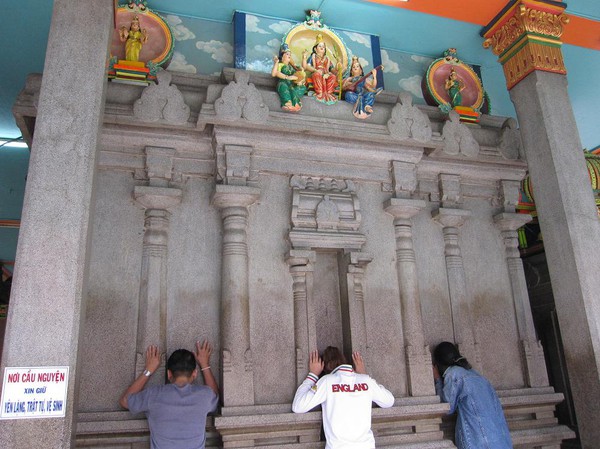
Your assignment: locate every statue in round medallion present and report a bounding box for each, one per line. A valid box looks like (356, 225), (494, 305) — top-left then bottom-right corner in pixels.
(302, 33), (343, 104)
(119, 15), (149, 62)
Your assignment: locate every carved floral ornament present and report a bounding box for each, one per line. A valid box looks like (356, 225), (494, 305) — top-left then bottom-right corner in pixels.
(483, 3), (569, 56)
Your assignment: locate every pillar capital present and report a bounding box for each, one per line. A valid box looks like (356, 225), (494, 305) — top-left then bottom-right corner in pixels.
(384, 198), (426, 221)
(211, 184), (260, 210)
(286, 249), (316, 270)
(481, 0), (569, 89)
(134, 186), (182, 210)
(493, 212), (532, 232)
(432, 207), (471, 228)
(344, 251), (373, 272)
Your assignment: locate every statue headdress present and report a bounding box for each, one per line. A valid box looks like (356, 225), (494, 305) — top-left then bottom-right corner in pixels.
(279, 43), (291, 59)
(315, 33), (324, 44)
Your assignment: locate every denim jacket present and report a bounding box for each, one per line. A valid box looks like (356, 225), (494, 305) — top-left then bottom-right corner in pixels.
(435, 366), (512, 449)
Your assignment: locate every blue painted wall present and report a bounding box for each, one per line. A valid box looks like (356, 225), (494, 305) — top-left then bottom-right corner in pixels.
(0, 148), (29, 266)
(0, 2), (598, 268)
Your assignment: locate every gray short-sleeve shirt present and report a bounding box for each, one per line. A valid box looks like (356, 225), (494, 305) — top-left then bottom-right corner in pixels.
(128, 383), (218, 449)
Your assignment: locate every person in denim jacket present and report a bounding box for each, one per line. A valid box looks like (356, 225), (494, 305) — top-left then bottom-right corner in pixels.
(433, 342), (513, 449)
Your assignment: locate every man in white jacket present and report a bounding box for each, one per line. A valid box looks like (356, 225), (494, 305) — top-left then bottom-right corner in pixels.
(292, 347), (395, 449)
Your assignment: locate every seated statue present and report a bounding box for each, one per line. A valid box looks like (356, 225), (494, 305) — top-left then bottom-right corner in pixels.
(302, 33), (342, 104)
(342, 57), (382, 119)
(271, 44), (307, 112)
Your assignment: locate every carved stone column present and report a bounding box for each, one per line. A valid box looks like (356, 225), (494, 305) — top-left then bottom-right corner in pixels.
(483, 3), (600, 445)
(494, 212), (549, 387)
(340, 252), (372, 358)
(287, 250), (316, 385)
(0, 2), (112, 446)
(432, 208), (480, 370)
(385, 198), (434, 396)
(133, 147), (182, 380)
(212, 184), (259, 406)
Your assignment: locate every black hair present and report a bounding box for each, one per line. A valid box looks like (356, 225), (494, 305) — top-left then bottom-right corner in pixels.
(167, 349), (196, 377)
(312, 42), (327, 56)
(433, 341), (471, 376)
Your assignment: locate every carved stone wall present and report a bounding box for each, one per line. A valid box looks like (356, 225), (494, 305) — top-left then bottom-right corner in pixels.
(11, 68), (573, 448)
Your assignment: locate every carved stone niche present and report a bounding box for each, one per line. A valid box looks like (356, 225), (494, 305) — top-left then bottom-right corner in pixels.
(289, 175), (365, 250)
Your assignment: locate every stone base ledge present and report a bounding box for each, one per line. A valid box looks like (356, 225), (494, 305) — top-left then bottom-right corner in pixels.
(216, 403), (451, 448)
(511, 425), (576, 448)
(75, 412), (220, 448)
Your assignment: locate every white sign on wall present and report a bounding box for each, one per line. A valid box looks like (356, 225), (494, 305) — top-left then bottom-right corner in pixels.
(0, 367), (69, 419)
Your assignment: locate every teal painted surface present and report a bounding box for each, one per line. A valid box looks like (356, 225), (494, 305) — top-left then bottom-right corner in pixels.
(0, 228), (19, 263)
(564, 44), (600, 150)
(0, 148), (28, 219)
(160, 12), (233, 75)
(0, 0), (596, 268)
(0, 147), (28, 263)
(0, 2), (51, 139)
(1, 1), (598, 144)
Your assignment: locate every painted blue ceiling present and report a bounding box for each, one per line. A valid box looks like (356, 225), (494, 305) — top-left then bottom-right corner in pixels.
(0, 0), (598, 147)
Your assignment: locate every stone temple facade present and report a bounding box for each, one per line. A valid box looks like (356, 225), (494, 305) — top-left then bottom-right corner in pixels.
(9, 66), (575, 448)
(4, 1), (600, 447)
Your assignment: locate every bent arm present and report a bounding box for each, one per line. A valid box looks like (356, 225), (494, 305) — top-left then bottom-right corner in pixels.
(201, 367), (219, 396)
(195, 340), (219, 396)
(442, 379), (460, 414)
(119, 371), (151, 409)
(370, 379), (394, 408)
(302, 54), (314, 73)
(271, 58), (280, 78)
(292, 373), (326, 413)
(119, 345), (160, 409)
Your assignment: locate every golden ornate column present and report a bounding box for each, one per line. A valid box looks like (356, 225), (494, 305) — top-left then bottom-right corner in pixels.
(483, 2), (600, 447)
(482, 0), (569, 89)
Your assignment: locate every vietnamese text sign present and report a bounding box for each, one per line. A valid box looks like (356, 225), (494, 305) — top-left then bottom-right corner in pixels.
(1, 367), (69, 419)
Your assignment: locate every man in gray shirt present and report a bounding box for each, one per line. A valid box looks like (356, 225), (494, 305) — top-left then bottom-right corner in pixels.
(120, 341), (219, 449)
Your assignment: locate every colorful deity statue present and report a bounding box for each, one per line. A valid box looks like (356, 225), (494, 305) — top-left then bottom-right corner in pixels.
(445, 68), (465, 108)
(342, 56), (383, 119)
(119, 15), (148, 62)
(272, 44), (307, 112)
(302, 33), (343, 104)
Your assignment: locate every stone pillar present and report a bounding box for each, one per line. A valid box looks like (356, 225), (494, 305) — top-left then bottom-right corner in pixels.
(340, 252), (372, 357)
(212, 184), (259, 407)
(287, 250), (316, 385)
(483, 2), (600, 445)
(385, 198), (434, 396)
(0, 1), (112, 447)
(494, 212), (549, 388)
(133, 147), (182, 380)
(432, 208), (480, 370)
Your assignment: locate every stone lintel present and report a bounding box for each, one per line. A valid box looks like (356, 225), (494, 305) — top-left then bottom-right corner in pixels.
(344, 252), (373, 273)
(482, 0), (569, 89)
(133, 186), (182, 210)
(286, 249), (316, 268)
(432, 207), (471, 228)
(384, 198), (427, 220)
(211, 184), (260, 209)
(145, 146), (176, 157)
(289, 230), (366, 251)
(493, 212), (533, 232)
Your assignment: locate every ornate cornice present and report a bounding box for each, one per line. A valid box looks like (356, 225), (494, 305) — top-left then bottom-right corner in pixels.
(482, 0), (569, 89)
